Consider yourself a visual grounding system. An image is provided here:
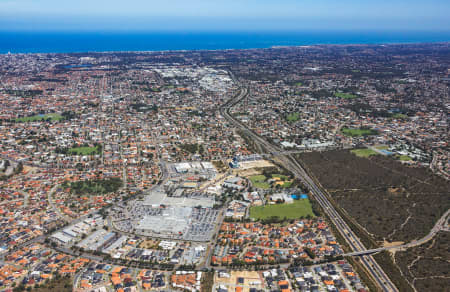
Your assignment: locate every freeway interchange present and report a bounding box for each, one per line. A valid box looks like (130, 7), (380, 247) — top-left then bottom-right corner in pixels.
(220, 86), (399, 292)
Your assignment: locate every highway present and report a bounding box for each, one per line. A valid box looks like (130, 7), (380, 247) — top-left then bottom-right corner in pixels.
(220, 86), (399, 292)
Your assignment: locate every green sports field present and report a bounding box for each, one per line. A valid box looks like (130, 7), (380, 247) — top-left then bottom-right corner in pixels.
(341, 127), (378, 137)
(68, 146), (102, 155)
(286, 112), (300, 122)
(249, 175), (270, 189)
(15, 113), (63, 122)
(250, 199), (315, 220)
(398, 155), (412, 161)
(351, 148), (378, 158)
(392, 113), (408, 119)
(335, 92), (358, 99)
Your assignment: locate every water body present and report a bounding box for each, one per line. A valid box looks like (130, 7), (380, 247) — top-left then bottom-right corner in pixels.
(1, 30), (449, 54)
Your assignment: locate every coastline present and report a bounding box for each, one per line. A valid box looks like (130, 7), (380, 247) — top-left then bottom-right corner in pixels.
(1, 30), (450, 54)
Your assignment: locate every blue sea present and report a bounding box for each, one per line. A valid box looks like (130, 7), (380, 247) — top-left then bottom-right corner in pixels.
(0, 30), (449, 54)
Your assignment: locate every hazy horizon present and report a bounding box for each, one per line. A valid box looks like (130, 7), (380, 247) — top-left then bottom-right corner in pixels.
(1, 0), (449, 32)
(1, 0), (449, 54)
(1, 30), (449, 54)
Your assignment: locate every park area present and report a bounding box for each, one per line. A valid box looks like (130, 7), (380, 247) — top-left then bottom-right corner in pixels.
(63, 177), (122, 196)
(249, 175), (271, 189)
(350, 148), (378, 158)
(335, 92), (358, 99)
(250, 199), (315, 220)
(392, 113), (409, 119)
(286, 112), (300, 122)
(15, 113), (63, 122)
(398, 154), (412, 161)
(249, 173), (293, 189)
(68, 145), (102, 155)
(341, 127), (378, 137)
(271, 174), (293, 188)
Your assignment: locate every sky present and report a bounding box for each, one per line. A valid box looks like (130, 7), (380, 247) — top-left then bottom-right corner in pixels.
(1, 0), (449, 32)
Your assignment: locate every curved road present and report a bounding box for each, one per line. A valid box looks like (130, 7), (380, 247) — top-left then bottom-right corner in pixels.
(344, 209), (450, 256)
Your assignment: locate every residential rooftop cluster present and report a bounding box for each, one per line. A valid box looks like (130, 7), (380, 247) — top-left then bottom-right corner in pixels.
(1, 243), (90, 291)
(1, 43), (445, 291)
(224, 45), (449, 176)
(213, 219), (342, 266)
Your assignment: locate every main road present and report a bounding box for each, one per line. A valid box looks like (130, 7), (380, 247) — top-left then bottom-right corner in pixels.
(220, 86), (398, 292)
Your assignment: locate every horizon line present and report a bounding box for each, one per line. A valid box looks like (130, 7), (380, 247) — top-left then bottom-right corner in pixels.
(2, 28), (450, 33)
(2, 40), (449, 56)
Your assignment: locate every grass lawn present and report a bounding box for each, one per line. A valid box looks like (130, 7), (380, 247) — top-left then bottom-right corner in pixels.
(249, 175), (270, 189)
(398, 155), (412, 161)
(351, 148), (378, 158)
(286, 112), (300, 122)
(250, 199), (315, 220)
(280, 181), (293, 188)
(295, 82), (303, 86)
(16, 113), (63, 122)
(392, 113), (409, 119)
(335, 92), (358, 99)
(375, 145), (389, 150)
(68, 146), (101, 155)
(341, 127), (378, 137)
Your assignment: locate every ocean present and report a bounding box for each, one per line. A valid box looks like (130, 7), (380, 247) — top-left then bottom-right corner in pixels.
(0, 30), (449, 54)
